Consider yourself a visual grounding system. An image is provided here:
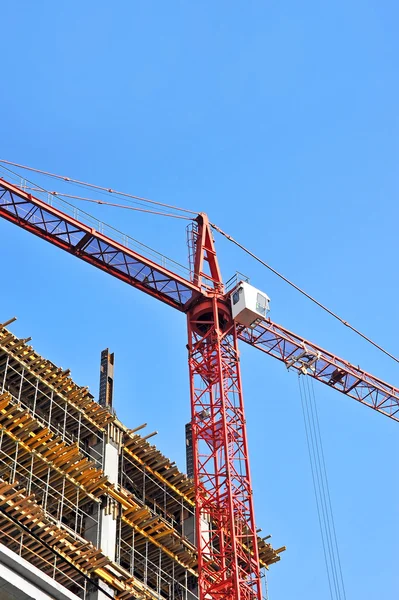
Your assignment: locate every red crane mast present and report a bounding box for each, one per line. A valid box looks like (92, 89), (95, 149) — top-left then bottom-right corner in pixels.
(1, 177), (398, 600)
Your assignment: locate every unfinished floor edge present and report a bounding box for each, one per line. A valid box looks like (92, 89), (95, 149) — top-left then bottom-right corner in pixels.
(0, 319), (285, 599)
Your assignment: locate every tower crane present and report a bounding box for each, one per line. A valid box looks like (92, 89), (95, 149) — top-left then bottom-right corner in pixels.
(0, 176), (398, 600)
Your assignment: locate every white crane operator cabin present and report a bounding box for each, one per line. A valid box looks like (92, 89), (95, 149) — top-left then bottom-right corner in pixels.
(231, 281), (270, 327)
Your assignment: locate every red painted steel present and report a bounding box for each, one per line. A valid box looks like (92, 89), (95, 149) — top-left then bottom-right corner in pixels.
(191, 214), (223, 289)
(238, 319), (399, 421)
(0, 179), (200, 311)
(1, 175), (399, 600)
(187, 216), (261, 600)
(0, 180), (263, 599)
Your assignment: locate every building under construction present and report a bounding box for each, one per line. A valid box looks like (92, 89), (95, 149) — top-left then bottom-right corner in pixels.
(0, 318), (284, 600)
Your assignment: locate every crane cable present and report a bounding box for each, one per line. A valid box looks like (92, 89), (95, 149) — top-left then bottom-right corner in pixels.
(298, 375), (347, 600)
(0, 163), (193, 279)
(211, 222), (399, 366)
(0, 158), (198, 216)
(8, 186), (193, 220)
(2, 158), (397, 365)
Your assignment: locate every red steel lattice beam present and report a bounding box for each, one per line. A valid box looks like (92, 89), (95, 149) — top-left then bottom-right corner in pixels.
(0, 178), (199, 311)
(238, 319), (399, 421)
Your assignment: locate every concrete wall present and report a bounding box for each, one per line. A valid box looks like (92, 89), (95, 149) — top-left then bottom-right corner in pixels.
(0, 544), (81, 600)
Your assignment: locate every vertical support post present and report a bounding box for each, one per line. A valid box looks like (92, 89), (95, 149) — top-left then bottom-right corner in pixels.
(86, 350), (121, 600)
(32, 378), (38, 417)
(144, 540), (148, 587)
(27, 455), (34, 495)
(48, 391), (54, 427)
(75, 489), (80, 535)
(130, 529), (135, 576)
(172, 561), (175, 600)
(43, 467), (51, 512)
(11, 442), (18, 484)
(17, 367), (24, 402)
(86, 423), (121, 600)
(1, 355), (9, 393)
(99, 349), (115, 410)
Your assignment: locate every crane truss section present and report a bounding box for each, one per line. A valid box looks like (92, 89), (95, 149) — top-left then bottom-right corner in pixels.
(0, 180), (198, 311)
(188, 303), (261, 600)
(239, 319), (399, 421)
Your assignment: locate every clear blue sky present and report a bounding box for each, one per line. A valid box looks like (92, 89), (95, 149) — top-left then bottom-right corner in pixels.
(1, 1), (398, 598)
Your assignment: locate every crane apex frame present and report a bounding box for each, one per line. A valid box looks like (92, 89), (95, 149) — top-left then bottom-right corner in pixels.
(1, 176), (399, 600)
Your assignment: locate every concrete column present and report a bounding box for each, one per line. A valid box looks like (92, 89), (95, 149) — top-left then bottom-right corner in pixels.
(87, 423), (122, 600)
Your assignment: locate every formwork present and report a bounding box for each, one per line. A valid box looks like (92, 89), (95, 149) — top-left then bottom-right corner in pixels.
(0, 319), (284, 599)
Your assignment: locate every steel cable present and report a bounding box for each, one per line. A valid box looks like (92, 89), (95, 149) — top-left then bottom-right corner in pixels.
(10, 187), (193, 220)
(211, 222), (399, 365)
(0, 164), (193, 279)
(298, 375), (335, 600)
(0, 159), (198, 215)
(298, 375), (347, 600)
(308, 377), (347, 599)
(304, 375), (342, 599)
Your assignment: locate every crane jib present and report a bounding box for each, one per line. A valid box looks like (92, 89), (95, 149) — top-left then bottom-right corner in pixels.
(0, 179), (201, 312)
(238, 320), (399, 421)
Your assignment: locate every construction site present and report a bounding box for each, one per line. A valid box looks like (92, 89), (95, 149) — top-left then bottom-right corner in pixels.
(0, 165), (398, 600)
(0, 317), (285, 600)
(0, 5), (397, 599)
